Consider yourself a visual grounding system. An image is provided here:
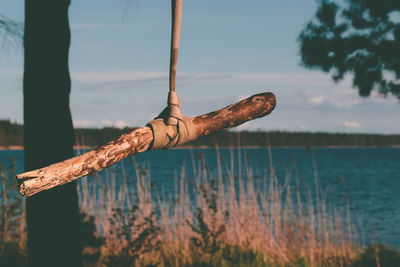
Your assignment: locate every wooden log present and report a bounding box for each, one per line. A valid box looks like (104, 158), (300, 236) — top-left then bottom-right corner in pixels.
(17, 92), (276, 197)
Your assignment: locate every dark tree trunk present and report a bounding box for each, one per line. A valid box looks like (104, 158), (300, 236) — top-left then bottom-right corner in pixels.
(23, 0), (82, 266)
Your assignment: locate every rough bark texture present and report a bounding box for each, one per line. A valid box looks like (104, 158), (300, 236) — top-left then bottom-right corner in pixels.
(20, 128), (153, 197)
(193, 92), (276, 136)
(18, 92), (276, 197)
(23, 0), (82, 266)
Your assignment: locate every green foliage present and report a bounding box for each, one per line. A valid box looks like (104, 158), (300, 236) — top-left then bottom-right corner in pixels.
(104, 206), (161, 267)
(0, 156), (23, 242)
(0, 241), (26, 267)
(0, 120), (23, 147)
(189, 130), (400, 147)
(80, 212), (105, 266)
(350, 244), (400, 267)
(186, 180), (229, 256)
(299, 0), (400, 99)
(0, 157), (26, 266)
(188, 244), (273, 267)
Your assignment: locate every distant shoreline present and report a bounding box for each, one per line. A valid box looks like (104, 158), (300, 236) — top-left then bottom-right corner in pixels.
(2, 120), (399, 148)
(1, 145), (399, 151)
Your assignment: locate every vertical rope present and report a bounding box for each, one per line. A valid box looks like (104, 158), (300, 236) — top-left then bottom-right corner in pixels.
(169, 0), (182, 93)
(167, 0), (183, 126)
(148, 0), (195, 149)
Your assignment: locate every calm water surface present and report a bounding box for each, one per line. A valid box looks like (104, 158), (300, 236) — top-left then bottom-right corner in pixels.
(1, 147), (399, 248)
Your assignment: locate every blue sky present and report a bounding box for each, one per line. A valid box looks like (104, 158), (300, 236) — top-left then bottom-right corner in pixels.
(1, 0), (399, 133)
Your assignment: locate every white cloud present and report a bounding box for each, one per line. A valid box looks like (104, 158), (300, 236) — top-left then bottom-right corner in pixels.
(325, 87), (361, 108)
(236, 94), (251, 102)
(115, 120), (130, 128)
(344, 121), (361, 129)
(329, 97), (361, 108)
(236, 121), (261, 131)
(234, 72), (336, 87)
(74, 120), (92, 127)
(99, 119), (131, 128)
(66, 69), (399, 133)
(309, 96), (324, 104)
(304, 87), (361, 108)
(100, 120), (113, 127)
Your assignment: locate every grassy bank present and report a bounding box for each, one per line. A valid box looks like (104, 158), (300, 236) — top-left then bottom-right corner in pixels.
(1, 149), (400, 266)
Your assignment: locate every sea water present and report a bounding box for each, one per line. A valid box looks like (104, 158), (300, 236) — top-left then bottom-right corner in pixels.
(1, 147), (399, 248)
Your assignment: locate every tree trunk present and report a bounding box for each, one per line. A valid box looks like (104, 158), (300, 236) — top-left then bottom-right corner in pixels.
(23, 0), (82, 266)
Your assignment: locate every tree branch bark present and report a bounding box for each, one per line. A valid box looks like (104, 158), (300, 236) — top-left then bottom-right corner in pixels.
(17, 92), (276, 197)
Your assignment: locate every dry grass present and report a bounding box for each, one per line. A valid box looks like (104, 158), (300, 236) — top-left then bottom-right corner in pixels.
(78, 146), (360, 266)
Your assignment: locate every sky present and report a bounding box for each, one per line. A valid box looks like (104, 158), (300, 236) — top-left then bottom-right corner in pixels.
(1, 0), (399, 134)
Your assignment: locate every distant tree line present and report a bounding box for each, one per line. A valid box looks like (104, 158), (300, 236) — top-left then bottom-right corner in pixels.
(1, 120), (399, 148)
(191, 131), (400, 147)
(0, 120), (23, 146)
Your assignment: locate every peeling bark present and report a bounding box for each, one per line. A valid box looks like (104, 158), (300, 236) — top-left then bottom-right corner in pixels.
(17, 92), (276, 197)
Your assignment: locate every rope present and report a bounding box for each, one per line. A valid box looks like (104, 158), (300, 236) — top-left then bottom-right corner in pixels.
(148, 117), (197, 149)
(167, 0), (183, 126)
(147, 0), (198, 150)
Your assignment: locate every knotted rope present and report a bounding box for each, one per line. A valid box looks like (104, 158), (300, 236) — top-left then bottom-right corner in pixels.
(147, 0), (197, 149)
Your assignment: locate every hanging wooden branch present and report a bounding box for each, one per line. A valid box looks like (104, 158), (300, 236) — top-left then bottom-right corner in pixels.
(17, 92), (276, 197)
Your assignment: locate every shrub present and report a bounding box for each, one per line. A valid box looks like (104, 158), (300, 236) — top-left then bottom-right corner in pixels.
(186, 180), (229, 256)
(351, 244), (400, 267)
(103, 206), (161, 267)
(0, 241), (26, 267)
(80, 211), (105, 266)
